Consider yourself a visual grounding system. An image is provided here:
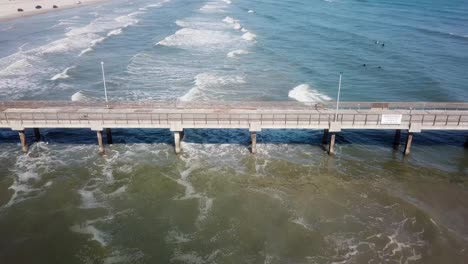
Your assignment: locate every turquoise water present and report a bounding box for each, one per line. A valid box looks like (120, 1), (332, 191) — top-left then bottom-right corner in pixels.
(0, 0), (468, 263)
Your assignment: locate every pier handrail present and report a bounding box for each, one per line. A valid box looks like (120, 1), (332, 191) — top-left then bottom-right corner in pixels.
(1, 101), (468, 110)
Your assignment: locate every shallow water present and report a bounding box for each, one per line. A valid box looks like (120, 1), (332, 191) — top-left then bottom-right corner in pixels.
(0, 0), (468, 263)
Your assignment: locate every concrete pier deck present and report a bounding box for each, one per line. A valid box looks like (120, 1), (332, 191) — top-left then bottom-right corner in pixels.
(1, 101), (467, 154)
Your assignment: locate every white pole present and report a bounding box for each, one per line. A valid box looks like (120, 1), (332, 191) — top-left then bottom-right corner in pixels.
(101, 61), (109, 108)
(335, 73), (342, 121)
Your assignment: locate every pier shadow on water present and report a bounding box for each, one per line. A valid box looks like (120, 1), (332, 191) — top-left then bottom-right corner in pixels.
(0, 128), (466, 147)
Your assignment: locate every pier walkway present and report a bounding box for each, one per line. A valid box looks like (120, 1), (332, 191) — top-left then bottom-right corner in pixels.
(1, 101), (468, 155)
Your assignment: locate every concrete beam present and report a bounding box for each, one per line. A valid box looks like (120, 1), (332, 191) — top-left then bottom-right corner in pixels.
(96, 130), (105, 154)
(18, 130), (28, 153)
(393, 129), (401, 149)
(33, 128), (41, 142)
(404, 132), (413, 156)
(409, 123), (422, 133)
(328, 132), (336, 155)
(250, 131), (257, 154)
(105, 128), (113, 145)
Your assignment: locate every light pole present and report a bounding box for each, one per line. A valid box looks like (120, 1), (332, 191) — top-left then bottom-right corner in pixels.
(101, 61), (109, 108)
(334, 73), (342, 121)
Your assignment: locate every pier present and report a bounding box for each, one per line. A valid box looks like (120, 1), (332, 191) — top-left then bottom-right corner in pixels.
(1, 101), (467, 155)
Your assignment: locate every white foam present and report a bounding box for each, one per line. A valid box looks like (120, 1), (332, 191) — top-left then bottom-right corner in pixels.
(166, 230), (192, 243)
(291, 217), (314, 231)
(78, 189), (102, 209)
(222, 16), (243, 31)
(157, 28), (234, 49)
(50, 66), (74, 80)
(171, 251), (204, 264)
(242, 31), (257, 41)
(288, 84), (332, 102)
(71, 223), (108, 246)
(197, 196), (213, 222)
(179, 73), (246, 101)
(248, 9), (255, 13)
(227, 49), (249, 58)
(141, 0), (171, 10)
(78, 47), (93, 56)
(4, 144), (59, 207)
(199, 1), (228, 12)
(223, 16), (238, 24)
(0, 57), (40, 76)
(233, 23), (242, 30)
(71, 91), (94, 102)
(107, 28), (123, 37)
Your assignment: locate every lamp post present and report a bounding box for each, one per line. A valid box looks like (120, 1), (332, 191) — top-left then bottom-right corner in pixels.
(101, 61), (109, 108)
(334, 73), (342, 121)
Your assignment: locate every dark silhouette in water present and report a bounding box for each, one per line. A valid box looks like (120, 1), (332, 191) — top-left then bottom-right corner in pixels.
(362, 64), (366, 67)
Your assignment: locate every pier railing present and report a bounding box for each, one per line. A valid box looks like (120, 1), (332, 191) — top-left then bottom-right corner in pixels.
(1, 101), (467, 155)
(1, 101), (468, 111)
(1, 103), (468, 130)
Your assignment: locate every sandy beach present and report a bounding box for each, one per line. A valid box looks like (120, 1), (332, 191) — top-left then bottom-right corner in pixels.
(0, 0), (106, 21)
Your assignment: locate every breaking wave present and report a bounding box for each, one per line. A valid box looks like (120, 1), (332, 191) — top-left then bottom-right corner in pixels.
(50, 66), (74, 80)
(157, 28), (235, 49)
(288, 84), (332, 102)
(179, 73), (246, 101)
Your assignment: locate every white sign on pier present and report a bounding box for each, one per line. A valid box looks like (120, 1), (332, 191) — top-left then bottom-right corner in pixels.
(381, 114), (402, 125)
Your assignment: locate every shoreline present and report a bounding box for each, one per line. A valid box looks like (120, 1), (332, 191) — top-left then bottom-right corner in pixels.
(0, 0), (109, 22)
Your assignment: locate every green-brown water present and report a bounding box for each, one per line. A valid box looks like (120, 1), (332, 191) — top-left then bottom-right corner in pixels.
(0, 129), (467, 263)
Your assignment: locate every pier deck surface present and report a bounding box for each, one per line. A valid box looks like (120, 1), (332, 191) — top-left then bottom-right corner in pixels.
(1, 101), (467, 132)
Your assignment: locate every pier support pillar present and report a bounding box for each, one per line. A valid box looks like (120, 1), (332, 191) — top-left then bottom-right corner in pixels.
(33, 128), (41, 142)
(322, 129), (329, 146)
(393, 129), (401, 149)
(174, 131), (182, 154)
(105, 128), (113, 145)
(404, 132), (413, 156)
(96, 130), (105, 154)
(180, 130), (185, 140)
(18, 130), (28, 153)
(250, 131), (257, 154)
(328, 133), (336, 155)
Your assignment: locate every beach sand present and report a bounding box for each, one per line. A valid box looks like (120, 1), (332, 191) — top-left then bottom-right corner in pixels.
(0, 0), (106, 21)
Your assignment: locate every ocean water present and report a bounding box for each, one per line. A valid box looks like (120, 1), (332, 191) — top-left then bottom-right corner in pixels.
(0, 0), (468, 263)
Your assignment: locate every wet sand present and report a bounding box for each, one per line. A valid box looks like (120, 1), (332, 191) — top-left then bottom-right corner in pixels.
(0, 0), (107, 21)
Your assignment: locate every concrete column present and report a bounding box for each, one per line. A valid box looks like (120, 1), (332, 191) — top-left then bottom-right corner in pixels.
(33, 128), (41, 142)
(180, 130), (185, 140)
(328, 132), (336, 155)
(18, 130), (28, 153)
(322, 129), (329, 145)
(105, 128), (113, 145)
(404, 132), (413, 156)
(250, 131), (257, 154)
(96, 130), (105, 154)
(174, 131), (182, 154)
(393, 129), (401, 149)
